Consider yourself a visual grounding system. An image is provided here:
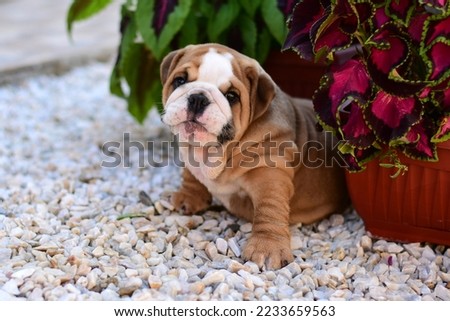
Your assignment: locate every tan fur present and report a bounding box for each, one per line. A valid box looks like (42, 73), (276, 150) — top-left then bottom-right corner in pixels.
(161, 44), (349, 270)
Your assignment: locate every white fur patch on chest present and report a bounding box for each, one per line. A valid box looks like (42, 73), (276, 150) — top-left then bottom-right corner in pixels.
(198, 48), (234, 87)
(179, 145), (239, 198)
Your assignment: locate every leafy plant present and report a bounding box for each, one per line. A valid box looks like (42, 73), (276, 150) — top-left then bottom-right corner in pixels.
(67, 0), (292, 123)
(284, 0), (450, 172)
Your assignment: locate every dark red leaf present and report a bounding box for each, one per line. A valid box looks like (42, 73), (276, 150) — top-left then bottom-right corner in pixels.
(342, 146), (381, 171)
(430, 86), (450, 111)
(432, 116), (450, 142)
(277, 0), (297, 16)
(313, 75), (338, 128)
(334, 0), (358, 34)
(420, 0), (448, 13)
(340, 101), (376, 148)
(152, 0), (178, 35)
(354, 2), (375, 25)
(427, 41), (450, 81)
(314, 19), (353, 53)
(408, 13), (428, 43)
(342, 153), (362, 171)
(329, 58), (371, 100)
(366, 91), (422, 143)
(373, 7), (389, 29)
(366, 68), (427, 96)
(386, 0), (416, 24)
(313, 58), (371, 128)
(366, 24), (427, 96)
(283, 0), (328, 60)
(422, 0), (446, 6)
(444, 87), (450, 110)
(425, 16), (450, 46)
(419, 86), (432, 99)
(370, 25), (408, 74)
(371, 93), (416, 128)
(402, 120), (437, 159)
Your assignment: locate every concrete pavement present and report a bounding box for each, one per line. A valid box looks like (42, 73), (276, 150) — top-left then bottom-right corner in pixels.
(0, 0), (120, 82)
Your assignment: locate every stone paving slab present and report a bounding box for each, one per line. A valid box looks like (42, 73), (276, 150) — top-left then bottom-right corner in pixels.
(0, 0), (120, 82)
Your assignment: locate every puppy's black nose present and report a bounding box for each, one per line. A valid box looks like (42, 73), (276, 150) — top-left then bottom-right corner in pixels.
(187, 93), (209, 116)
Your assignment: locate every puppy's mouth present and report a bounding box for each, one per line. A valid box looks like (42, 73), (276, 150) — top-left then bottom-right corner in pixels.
(182, 120), (208, 134)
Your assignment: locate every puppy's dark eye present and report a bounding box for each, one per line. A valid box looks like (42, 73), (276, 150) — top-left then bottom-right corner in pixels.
(173, 76), (187, 89)
(225, 91), (239, 105)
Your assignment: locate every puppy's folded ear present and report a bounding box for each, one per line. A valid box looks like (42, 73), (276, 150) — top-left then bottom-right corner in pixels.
(160, 48), (185, 85)
(247, 65), (276, 121)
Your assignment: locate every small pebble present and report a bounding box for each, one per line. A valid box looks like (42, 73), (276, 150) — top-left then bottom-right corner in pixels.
(228, 260), (246, 273)
(387, 243), (404, 254)
(240, 223), (252, 233)
(228, 238), (241, 257)
(360, 235), (372, 250)
(216, 238), (228, 255)
(159, 199), (174, 211)
(2, 280), (20, 295)
(119, 277), (142, 296)
(290, 236), (303, 250)
(205, 242), (219, 260)
(202, 271), (226, 286)
(11, 268), (35, 279)
(92, 246), (104, 257)
(329, 214), (345, 227)
(435, 285), (450, 300)
(422, 246), (436, 261)
(148, 275), (162, 290)
(154, 202), (164, 215)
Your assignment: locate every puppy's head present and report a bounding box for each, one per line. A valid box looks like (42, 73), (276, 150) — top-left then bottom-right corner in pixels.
(160, 44), (275, 146)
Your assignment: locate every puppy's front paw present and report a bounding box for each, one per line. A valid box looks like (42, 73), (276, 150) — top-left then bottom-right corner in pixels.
(242, 234), (294, 270)
(170, 191), (211, 215)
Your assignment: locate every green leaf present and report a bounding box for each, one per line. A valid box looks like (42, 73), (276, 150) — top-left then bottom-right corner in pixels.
(198, 1), (214, 19)
(135, 0), (158, 55)
(379, 163), (395, 168)
(110, 13), (160, 123)
(431, 116), (450, 143)
(241, 0), (262, 18)
(256, 28), (274, 64)
(110, 8), (135, 98)
(110, 62), (125, 98)
(207, 0), (241, 42)
(110, 6), (133, 99)
(178, 9), (200, 47)
(136, 0), (193, 60)
(124, 42), (161, 123)
(117, 213), (148, 220)
(67, 0), (113, 34)
(125, 44), (161, 123)
(260, 0), (287, 45)
(156, 0), (193, 58)
(239, 13), (258, 58)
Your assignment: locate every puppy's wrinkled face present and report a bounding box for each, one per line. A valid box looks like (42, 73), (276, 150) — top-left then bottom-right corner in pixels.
(161, 47), (239, 146)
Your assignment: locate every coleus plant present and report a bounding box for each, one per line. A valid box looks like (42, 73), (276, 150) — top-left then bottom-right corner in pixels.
(284, 0), (450, 174)
(67, 0), (291, 123)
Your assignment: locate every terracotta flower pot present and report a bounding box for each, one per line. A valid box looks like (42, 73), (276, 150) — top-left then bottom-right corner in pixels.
(263, 50), (450, 246)
(345, 141), (450, 246)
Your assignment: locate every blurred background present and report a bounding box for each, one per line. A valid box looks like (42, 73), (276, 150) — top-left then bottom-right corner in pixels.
(0, 0), (120, 81)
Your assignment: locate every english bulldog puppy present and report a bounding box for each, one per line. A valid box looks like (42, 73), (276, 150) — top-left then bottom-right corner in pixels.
(160, 43), (349, 270)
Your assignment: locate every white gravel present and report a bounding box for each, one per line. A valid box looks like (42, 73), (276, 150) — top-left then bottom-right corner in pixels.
(0, 63), (450, 301)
